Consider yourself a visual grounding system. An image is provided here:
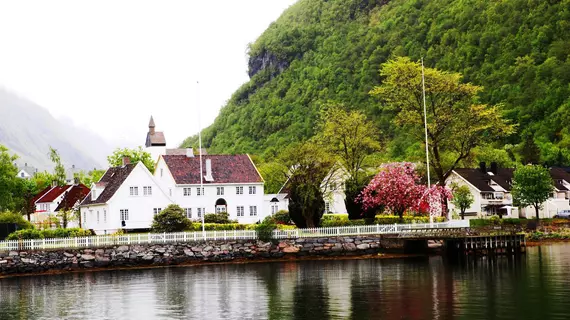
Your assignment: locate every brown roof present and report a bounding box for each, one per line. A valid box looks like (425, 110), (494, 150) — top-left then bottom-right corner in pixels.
(81, 164), (136, 205)
(55, 184), (90, 212)
(146, 132), (166, 146)
(549, 167), (570, 191)
(453, 168), (514, 192)
(162, 154), (263, 185)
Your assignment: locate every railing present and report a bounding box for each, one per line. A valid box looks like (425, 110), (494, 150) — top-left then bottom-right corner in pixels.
(0, 220), (469, 252)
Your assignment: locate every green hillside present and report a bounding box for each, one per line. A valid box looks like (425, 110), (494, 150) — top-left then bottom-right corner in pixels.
(182, 0), (570, 164)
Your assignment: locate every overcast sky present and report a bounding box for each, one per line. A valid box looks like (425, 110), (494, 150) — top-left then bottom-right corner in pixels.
(0, 0), (297, 148)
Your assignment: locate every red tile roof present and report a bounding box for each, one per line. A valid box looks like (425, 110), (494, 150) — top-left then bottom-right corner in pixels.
(81, 164), (136, 205)
(55, 184), (90, 212)
(36, 185), (72, 203)
(31, 186), (53, 204)
(162, 154), (263, 185)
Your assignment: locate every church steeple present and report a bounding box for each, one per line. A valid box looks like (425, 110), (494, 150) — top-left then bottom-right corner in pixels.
(149, 116), (156, 134)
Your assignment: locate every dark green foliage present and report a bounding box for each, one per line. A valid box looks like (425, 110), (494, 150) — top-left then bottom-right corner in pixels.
(203, 212), (232, 224)
(288, 183), (325, 228)
(255, 221), (277, 242)
(6, 228), (91, 240)
(519, 135), (541, 165)
(273, 210), (292, 225)
(344, 176), (378, 222)
(320, 214), (446, 227)
(0, 211), (33, 230)
(182, 0), (570, 166)
(151, 204), (190, 233)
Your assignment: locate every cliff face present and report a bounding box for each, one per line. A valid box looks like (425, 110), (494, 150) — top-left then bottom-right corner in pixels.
(182, 0), (570, 163)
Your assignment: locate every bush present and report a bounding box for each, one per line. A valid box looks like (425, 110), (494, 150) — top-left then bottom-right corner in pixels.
(6, 228), (92, 240)
(255, 221), (277, 242)
(273, 210), (292, 224)
(470, 218), (525, 227)
(203, 212), (233, 224)
(374, 215), (446, 224)
(0, 211), (33, 230)
(188, 223), (250, 231)
(151, 204), (190, 233)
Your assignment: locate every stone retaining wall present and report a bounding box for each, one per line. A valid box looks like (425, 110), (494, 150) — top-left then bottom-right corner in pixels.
(0, 236), (405, 276)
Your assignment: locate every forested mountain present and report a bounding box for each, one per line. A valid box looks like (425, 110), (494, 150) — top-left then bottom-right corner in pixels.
(0, 88), (112, 171)
(182, 0), (570, 165)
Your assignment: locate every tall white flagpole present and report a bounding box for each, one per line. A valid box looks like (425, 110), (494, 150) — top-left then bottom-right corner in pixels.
(421, 57), (433, 225)
(197, 81), (205, 234)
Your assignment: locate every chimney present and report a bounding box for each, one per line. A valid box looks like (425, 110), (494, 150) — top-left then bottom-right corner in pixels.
(52, 180), (58, 187)
(479, 162), (486, 174)
(186, 148), (194, 158)
(490, 162), (498, 175)
(205, 159), (214, 181)
(25, 162), (27, 167)
(122, 157), (130, 166)
(74, 177), (80, 185)
(72, 164), (75, 169)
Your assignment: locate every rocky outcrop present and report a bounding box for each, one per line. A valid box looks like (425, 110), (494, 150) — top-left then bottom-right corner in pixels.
(0, 236), (405, 276)
(247, 50), (290, 78)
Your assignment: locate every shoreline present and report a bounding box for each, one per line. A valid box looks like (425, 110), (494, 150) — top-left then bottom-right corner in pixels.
(0, 252), (427, 280)
(525, 238), (570, 246)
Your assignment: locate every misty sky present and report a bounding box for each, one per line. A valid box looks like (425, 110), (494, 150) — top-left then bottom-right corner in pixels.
(0, 0), (297, 148)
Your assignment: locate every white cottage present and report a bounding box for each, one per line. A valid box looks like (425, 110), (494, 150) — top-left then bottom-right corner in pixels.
(80, 161), (172, 234)
(154, 152), (266, 224)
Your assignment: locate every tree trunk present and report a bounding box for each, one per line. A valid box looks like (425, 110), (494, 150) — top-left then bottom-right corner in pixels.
(535, 205), (540, 221)
(461, 210), (465, 220)
(306, 217), (315, 228)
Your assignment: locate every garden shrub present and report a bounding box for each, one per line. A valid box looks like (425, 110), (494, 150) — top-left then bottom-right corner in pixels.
(255, 221), (277, 242)
(203, 212), (233, 224)
(151, 204), (190, 233)
(273, 210), (292, 224)
(0, 211), (33, 230)
(6, 228), (92, 240)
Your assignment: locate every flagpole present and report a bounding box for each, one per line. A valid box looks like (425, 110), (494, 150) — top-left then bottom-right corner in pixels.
(421, 57), (433, 225)
(197, 81), (205, 234)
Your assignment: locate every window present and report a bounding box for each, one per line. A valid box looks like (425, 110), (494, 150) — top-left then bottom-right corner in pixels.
(197, 207), (205, 218)
(104, 209), (107, 223)
(237, 206), (244, 217)
(183, 187), (192, 196)
(20, 173), (24, 177)
(249, 186), (256, 195)
(169, 188), (172, 197)
(197, 187), (204, 196)
(217, 187), (224, 195)
(271, 204), (278, 214)
(120, 209), (129, 221)
(143, 186), (152, 196)
(129, 186), (139, 196)
(91, 190), (97, 201)
(160, 169), (163, 177)
(249, 206), (257, 216)
(185, 208), (192, 219)
(236, 186), (243, 195)
(97, 211), (100, 223)
(325, 202), (331, 213)
(153, 208), (162, 216)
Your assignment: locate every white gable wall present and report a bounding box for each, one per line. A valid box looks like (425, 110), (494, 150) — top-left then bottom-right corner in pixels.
(446, 172), (482, 217)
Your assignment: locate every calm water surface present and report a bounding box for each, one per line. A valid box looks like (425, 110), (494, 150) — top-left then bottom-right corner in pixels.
(1, 244), (570, 319)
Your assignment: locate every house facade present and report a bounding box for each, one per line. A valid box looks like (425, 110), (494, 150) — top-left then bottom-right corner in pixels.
(447, 162), (570, 219)
(32, 184), (72, 223)
(80, 161), (172, 234)
(154, 152), (266, 224)
(16, 162), (36, 179)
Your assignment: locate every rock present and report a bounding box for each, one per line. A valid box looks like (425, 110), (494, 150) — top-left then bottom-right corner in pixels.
(95, 249), (105, 256)
(116, 246), (129, 252)
(83, 249), (94, 254)
(278, 242), (289, 248)
(370, 243), (379, 249)
(81, 254), (95, 261)
(80, 261), (94, 268)
(0, 260), (7, 264)
(283, 246), (300, 253)
(344, 238), (354, 243)
(95, 256), (110, 263)
(357, 244), (370, 250)
(142, 254), (154, 261)
(220, 244), (231, 251)
(21, 258), (36, 264)
(183, 249), (195, 257)
(332, 244), (343, 252)
(8, 251), (18, 257)
(203, 246), (214, 251)
(343, 243), (357, 251)
(303, 244), (314, 249)
(63, 252), (75, 258)
(154, 247), (166, 254)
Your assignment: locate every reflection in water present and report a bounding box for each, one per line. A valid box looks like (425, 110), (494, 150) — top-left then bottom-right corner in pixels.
(1, 244), (570, 319)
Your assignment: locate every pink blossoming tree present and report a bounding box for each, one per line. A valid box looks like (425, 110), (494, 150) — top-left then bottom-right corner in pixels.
(360, 162), (452, 220)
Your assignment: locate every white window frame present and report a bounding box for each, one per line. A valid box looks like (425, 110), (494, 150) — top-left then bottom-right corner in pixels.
(153, 208), (162, 215)
(271, 204), (278, 214)
(217, 187), (224, 196)
(97, 211), (100, 224)
(236, 186), (243, 195)
(197, 187), (204, 196)
(249, 186), (256, 195)
(237, 206), (244, 217)
(185, 208), (192, 219)
(129, 186), (139, 196)
(249, 206), (257, 216)
(143, 186), (152, 196)
(183, 187), (192, 196)
(120, 209), (129, 221)
(104, 209), (107, 223)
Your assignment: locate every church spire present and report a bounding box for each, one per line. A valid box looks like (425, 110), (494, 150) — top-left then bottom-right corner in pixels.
(149, 116), (155, 134)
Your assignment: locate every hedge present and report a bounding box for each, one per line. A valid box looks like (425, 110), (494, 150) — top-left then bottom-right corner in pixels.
(187, 223), (296, 231)
(6, 228), (92, 240)
(320, 214), (446, 227)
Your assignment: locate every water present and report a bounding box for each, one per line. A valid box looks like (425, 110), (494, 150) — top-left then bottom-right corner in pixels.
(1, 244), (570, 320)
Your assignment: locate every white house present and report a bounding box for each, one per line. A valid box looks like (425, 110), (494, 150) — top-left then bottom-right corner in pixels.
(31, 183), (72, 223)
(154, 152), (266, 224)
(79, 161), (173, 234)
(264, 193), (289, 216)
(447, 162), (570, 219)
(15, 162), (36, 179)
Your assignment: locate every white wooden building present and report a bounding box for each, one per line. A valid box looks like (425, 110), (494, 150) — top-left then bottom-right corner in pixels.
(79, 161), (172, 234)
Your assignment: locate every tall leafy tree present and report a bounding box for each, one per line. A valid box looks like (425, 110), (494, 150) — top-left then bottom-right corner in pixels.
(32, 171), (55, 190)
(257, 161), (288, 194)
(519, 135), (541, 165)
(374, 57), (513, 185)
(511, 165), (554, 221)
(0, 145), (20, 211)
(49, 146), (67, 186)
(17, 179), (38, 221)
(315, 106), (382, 220)
(74, 169), (106, 186)
(281, 141), (335, 228)
(451, 185), (474, 220)
(107, 147), (155, 173)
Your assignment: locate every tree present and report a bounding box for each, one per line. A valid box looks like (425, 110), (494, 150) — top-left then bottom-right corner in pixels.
(57, 209), (76, 229)
(258, 161), (288, 194)
(0, 145), (21, 212)
(108, 147), (155, 173)
(151, 204), (190, 232)
(360, 162), (425, 220)
(315, 106), (382, 220)
(16, 178), (38, 221)
(370, 57), (514, 186)
(33, 171), (55, 190)
(49, 146), (67, 186)
(519, 135), (541, 165)
(511, 165), (554, 221)
(451, 185), (474, 220)
(281, 141), (335, 228)
(74, 169), (106, 186)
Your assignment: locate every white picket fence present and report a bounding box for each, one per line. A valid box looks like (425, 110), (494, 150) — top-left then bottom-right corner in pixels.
(0, 220), (469, 252)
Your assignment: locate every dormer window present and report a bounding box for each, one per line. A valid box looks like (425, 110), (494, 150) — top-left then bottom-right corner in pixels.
(91, 190), (97, 201)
